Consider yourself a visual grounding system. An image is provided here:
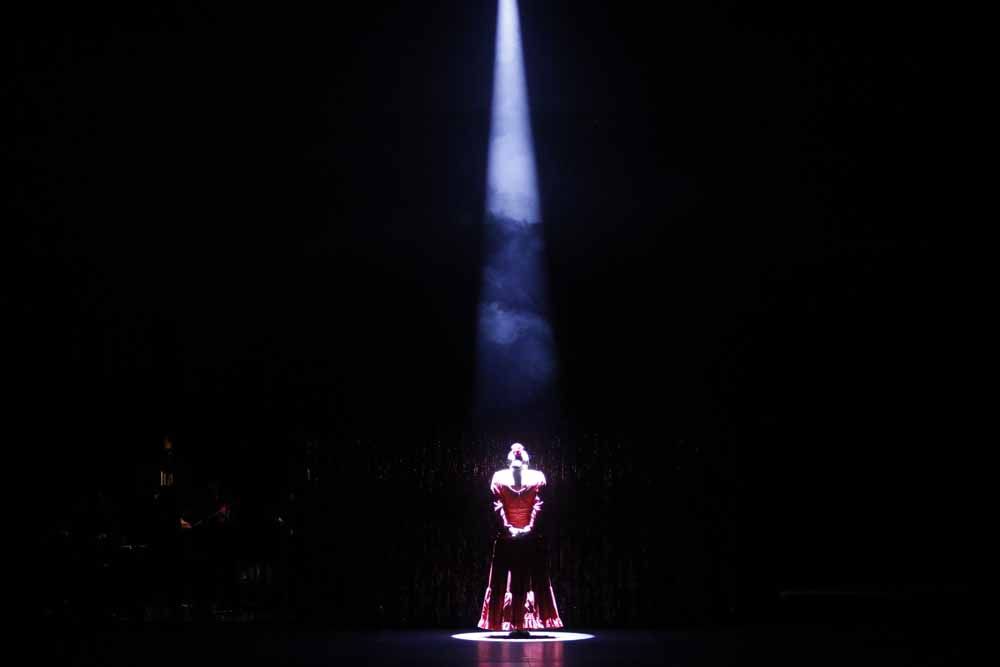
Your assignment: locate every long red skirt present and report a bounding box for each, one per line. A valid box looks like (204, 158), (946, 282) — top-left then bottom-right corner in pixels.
(478, 535), (563, 630)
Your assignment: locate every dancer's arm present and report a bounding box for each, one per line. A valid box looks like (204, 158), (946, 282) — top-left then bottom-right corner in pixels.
(490, 472), (511, 533)
(523, 471), (546, 534)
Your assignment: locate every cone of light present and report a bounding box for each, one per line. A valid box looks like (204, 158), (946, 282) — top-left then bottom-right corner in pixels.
(476, 0), (556, 418)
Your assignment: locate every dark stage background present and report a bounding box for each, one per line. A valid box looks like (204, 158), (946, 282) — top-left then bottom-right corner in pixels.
(15, 1), (977, 627)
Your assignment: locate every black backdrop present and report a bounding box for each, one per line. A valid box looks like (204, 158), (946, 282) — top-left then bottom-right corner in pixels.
(16, 1), (977, 626)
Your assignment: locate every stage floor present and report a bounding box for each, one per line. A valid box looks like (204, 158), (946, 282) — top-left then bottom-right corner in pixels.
(51, 625), (966, 666)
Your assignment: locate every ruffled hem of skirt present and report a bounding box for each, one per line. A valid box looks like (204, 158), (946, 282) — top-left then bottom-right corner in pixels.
(477, 613), (564, 631)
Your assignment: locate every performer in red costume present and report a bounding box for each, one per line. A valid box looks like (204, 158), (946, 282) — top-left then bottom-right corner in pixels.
(478, 443), (563, 633)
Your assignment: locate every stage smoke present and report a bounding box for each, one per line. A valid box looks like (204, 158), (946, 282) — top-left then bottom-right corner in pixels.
(476, 0), (556, 420)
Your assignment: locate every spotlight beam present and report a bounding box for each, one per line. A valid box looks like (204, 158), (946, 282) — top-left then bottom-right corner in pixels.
(476, 0), (556, 420)
(487, 0), (540, 224)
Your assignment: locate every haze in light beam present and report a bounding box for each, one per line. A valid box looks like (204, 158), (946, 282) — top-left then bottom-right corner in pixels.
(487, 0), (540, 224)
(476, 0), (556, 420)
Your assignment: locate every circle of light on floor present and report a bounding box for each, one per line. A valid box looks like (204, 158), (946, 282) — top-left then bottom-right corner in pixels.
(451, 631), (594, 643)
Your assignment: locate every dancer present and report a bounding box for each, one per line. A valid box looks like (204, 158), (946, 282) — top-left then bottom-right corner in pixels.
(478, 443), (563, 633)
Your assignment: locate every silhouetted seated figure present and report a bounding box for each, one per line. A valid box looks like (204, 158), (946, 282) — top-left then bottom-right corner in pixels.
(478, 443), (563, 635)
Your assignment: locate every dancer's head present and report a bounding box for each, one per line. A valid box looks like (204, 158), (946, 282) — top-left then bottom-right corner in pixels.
(508, 442), (529, 468)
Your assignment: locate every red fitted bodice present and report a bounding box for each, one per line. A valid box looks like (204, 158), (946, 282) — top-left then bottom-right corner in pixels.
(490, 468), (546, 529)
(496, 485), (540, 528)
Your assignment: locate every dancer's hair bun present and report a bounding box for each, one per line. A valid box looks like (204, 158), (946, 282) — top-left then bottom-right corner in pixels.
(507, 442), (529, 465)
